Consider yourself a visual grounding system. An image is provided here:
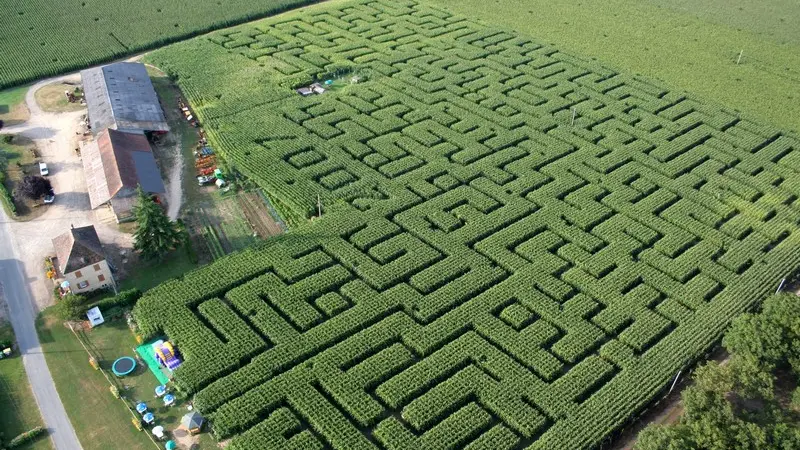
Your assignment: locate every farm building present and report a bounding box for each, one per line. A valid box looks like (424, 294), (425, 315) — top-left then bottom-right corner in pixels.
(82, 128), (166, 223)
(51, 225), (115, 294)
(81, 62), (169, 134)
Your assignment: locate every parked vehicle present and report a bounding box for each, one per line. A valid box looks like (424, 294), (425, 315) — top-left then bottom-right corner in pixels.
(39, 162), (49, 176)
(43, 191), (55, 204)
(197, 175), (215, 185)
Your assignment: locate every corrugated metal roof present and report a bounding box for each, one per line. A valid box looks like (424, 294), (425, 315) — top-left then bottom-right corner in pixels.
(81, 139), (113, 209)
(82, 129), (166, 213)
(81, 62), (169, 134)
(130, 151), (166, 193)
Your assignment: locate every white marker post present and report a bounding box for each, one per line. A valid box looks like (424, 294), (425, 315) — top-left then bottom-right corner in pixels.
(668, 370), (682, 394)
(736, 50), (743, 65)
(571, 108), (576, 126)
(776, 277), (786, 294)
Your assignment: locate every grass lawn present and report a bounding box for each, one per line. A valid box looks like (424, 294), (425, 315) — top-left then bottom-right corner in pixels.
(36, 310), (217, 450)
(0, 325), (51, 450)
(119, 249), (199, 293)
(0, 85), (30, 127)
(431, 0), (800, 133)
(32, 83), (84, 113)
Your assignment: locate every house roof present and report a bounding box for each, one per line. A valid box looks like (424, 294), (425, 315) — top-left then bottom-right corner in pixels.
(82, 129), (166, 210)
(81, 62), (169, 134)
(52, 225), (106, 274)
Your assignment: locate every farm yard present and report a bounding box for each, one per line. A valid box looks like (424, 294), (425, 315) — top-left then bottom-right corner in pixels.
(129, 0), (800, 449)
(147, 68), (285, 265)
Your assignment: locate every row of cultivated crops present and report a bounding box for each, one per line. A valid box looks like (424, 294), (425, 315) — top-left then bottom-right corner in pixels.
(133, 0), (800, 447)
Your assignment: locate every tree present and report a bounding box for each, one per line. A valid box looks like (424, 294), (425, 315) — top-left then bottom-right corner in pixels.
(635, 294), (800, 450)
(16, 175), (52, 200)
(132, 186), (183, 260)
(55, 294), (87, 321)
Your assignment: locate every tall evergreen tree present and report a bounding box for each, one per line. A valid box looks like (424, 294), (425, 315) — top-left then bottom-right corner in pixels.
(132, 186), (183, 260)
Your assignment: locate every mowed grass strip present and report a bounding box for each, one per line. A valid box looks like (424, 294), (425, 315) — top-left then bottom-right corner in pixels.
(0, 325), (51, 450)
(0, 85), (30, 126)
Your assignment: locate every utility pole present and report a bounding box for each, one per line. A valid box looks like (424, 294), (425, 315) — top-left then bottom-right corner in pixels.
(571, 108), (576, 126)
(736, 50), (743, 65)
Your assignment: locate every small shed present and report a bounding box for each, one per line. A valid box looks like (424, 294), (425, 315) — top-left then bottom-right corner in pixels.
(86, 306), (105, 327)
(181, 411), (204, 434)
(296, 87), (313, 96)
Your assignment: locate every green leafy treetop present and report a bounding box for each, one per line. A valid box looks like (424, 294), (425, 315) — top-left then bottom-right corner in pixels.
(635, 294), (800, 450)
(132, 186), (184, 260)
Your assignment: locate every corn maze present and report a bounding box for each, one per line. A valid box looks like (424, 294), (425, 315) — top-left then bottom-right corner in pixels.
(134, 1), (800, 448)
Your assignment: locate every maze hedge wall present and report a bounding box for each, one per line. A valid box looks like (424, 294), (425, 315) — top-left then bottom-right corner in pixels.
(134, 1), (800, 448)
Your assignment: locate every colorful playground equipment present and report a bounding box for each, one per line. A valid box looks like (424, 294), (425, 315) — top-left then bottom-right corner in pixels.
(152, 340), (182, 371)
(112, 356), (137, 376)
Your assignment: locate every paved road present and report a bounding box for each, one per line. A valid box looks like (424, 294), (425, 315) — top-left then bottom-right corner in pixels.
(0, 206), (83, 450)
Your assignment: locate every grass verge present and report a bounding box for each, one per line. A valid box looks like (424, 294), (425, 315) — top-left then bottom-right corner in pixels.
(0, 324), (51, 450)
(0, 85), (30, 127)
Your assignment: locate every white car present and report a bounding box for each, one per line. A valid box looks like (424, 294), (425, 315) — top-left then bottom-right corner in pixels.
(43, 192), (55, 204)
(39, 162), (49, 176)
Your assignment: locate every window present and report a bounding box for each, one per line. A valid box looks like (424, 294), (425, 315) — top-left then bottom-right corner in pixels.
(78, 280), (89, 289)
(75, 270), (82, 278)
(94, 264), (101, 271)
(98, 274), (105, 282)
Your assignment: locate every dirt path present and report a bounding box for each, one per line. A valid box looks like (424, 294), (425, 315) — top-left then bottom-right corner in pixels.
(164, 141), (184, 220)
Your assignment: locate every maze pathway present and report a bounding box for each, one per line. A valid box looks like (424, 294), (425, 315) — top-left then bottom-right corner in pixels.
(135, 1), (800, 448)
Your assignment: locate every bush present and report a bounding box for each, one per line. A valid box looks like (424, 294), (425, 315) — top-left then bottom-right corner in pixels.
(94, 288), (142, 312)
(7, 426), (46, 448)
(1, 134), (12, 144)
(54, 294), (88, 321)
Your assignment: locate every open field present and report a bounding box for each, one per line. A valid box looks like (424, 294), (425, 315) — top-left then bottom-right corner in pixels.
(132, 0), (800, 448)
(432, 0), (800, 134)
(35, 310), (217, 450)
(0, 0), (332, 89)
(648, 0), (800, 46)
(0, 325), (51, 450)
